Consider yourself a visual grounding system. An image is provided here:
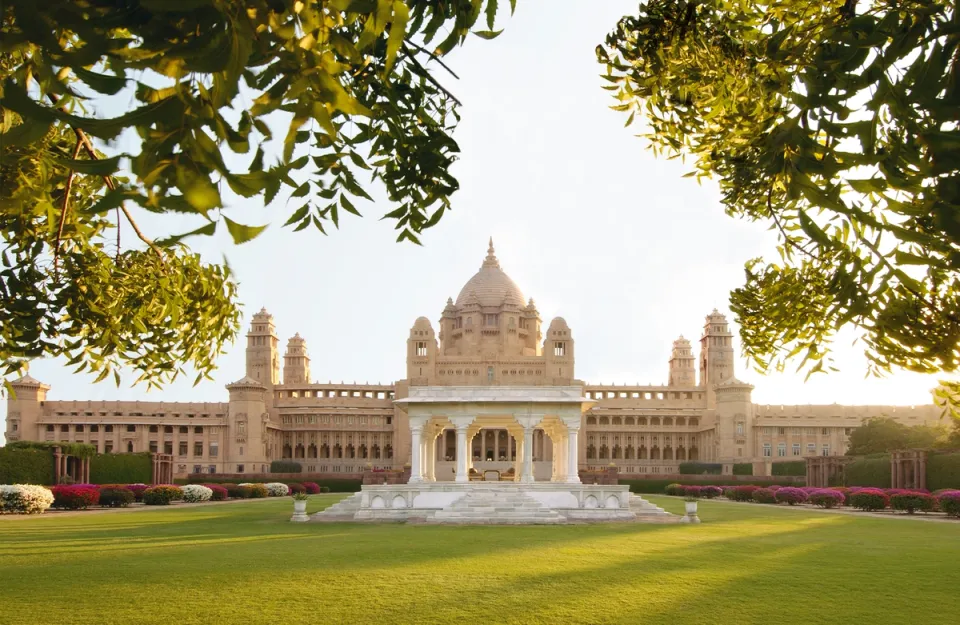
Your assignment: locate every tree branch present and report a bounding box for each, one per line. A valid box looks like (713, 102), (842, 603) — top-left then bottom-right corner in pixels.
(54, 138), (83, 272)
(404, 41), (461, 80)
(46, 93), (165, 263)
(402, 45), (463, 107)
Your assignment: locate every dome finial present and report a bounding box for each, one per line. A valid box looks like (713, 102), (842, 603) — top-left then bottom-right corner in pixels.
(483, 236), (500, 268)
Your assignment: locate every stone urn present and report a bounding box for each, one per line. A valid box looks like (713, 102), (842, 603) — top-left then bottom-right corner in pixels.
(291, 498), (309, 523)
(681, 499), (700, 524)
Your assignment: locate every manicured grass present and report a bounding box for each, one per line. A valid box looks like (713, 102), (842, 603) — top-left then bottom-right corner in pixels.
(2, 495), (958, 625)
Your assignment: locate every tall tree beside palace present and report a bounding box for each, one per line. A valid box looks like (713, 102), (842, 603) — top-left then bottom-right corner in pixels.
(598, 0), (960, 418)
(0, 0), (512, 390)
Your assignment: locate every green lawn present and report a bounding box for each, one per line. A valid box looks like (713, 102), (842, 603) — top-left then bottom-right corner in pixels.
(2, 495), (958, 625)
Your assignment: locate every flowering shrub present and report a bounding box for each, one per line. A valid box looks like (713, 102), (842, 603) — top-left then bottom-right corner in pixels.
(728, 485), (761, 502)
(0, 485), (55, 514)
(302, 482), (321, 495)
(224, 484), (251, 499)
(265, 483), (289, 497)
(202, 484), (229, 501)
(682, 486), (703, 498)
(239, 483), (268, 498)
(808, 489), (845, 509)
(99, 488), (135, 507)
(890, 492), (936, 514)
(51, 485), (100, 509)
(774, 487), (808, 506)
(751, 488), (777, 504)
(700, 486), (723, 499)
(937, 491), (960, 517)
(848, 488), (889, 511)
(664, 483), (685, 496)
(181, 485), (213, 503)
(287, 483), (306, 495)
(143, 485), (183, 506)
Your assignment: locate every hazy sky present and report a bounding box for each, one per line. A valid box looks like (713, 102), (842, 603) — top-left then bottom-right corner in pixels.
(2, 1), (945, 442)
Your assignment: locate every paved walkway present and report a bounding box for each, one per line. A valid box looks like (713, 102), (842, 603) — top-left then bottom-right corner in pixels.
(657, 494), (960, 523)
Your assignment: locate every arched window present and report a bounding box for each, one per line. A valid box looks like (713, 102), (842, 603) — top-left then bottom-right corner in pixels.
(320, 444), (330, 459)
(282, 444), (292, 459)
(663, 417), (673, 427)
(307, 444), (317, 459)
(587, 416), (597, 425)
(638, 417), (647, 426)
(372, 445), (381, 459)
(676, 417), (686, 426)
(638, 445), (648, 460)
(126, 441), (134, 453)
(612, 416), (622, 426)
(650, 417), (660, 426)
(625, 445), (635, 459)
(689, 418), (699, 427)
(295, 444), (305, 459)
(599, 416), (610, 426)
(334, 444), (343, 459)
(586, 445), (597, 459)
(676, 446), (686, 461)
(346, 444), (356, 459)
(599, 445), (610, 459)
(359, 444), (368, 459)
(663, 446), (673, 460)
(385, 445), (393, 459)
(651, 446), (661, 460)
(625, 417), (635, 426)
(612, 445), (622, 459)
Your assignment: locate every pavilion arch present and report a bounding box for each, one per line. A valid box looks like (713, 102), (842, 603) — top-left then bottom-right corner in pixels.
(359, 444), (368, 459)
(334, 444), (343, 459)
(637, 417), (647, 426)
(663, 417), (673, 426)
(676, 417), (686, 426)
(612, 416), (622, 426)
(612, 445), (622, 459)
(690, 418), (699, 427)
(346, 444), (356, 459)
(587, 416), (597, 425)
(372, 444), (381, 459)
(599, 416), (610, 426)
(385, 444), (394, 459)
(650, 417), (660, 426)
(625, 416), (635, 426)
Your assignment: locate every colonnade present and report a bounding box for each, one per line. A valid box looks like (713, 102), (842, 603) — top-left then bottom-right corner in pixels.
(407, 414), (581, 484)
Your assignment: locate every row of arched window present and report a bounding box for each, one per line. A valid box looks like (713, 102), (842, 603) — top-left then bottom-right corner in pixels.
(585, 444), (698, 461)
(281, 443), (394, 460)
(586, 415), (699, 427)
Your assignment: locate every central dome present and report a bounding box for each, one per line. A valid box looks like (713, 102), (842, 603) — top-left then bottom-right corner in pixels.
(455, 239), (525, 307)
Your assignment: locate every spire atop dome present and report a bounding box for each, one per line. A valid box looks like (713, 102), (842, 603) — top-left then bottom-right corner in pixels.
(483, 236), (500, 269)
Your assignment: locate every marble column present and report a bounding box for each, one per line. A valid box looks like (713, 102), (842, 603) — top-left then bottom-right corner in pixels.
(409, 423), (424, 483)
(521, 427), (535, 483)
(566, 424), (581, 484)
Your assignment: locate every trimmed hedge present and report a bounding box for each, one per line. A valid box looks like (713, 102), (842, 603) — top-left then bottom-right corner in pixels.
(0, 447), (55, 485)
(846, 454), (891, 488)
(733, 463), (753, 476)
(270, 461), (302, 473)
(771, 461), (806, 477)
(99, 488), (135, 508)
(180, 476), (362, 492)
(90, 453), (152, 485)
(679, 462), (722, 475)
(143, 485), (183, 505)
(926, 452), (960, 491)
(621, 478), (802, 494)
(6, 441), (96, 458)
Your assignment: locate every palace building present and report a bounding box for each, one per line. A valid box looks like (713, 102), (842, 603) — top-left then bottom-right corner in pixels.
(4, 240), (941, 480)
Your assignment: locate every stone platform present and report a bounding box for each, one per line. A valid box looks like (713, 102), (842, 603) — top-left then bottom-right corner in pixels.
(310, 482), (677, 525)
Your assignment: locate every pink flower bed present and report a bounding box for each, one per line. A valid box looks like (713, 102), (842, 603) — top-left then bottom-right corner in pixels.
(774, 487), (808, 505)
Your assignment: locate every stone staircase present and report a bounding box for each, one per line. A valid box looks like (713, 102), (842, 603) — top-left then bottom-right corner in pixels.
(311, 493), (363, 522)
(425, 488), (566, 525)
(627, 494), (674, 521)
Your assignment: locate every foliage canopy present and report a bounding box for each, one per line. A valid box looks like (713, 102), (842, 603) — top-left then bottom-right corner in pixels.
(598, 0), (960, 392)
(0, 0), (512, 389)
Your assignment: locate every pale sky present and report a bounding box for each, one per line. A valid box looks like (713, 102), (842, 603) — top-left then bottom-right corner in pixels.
(2, 1), (946, 443)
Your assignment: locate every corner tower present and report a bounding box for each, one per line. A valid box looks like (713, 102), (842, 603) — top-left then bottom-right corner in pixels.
(283, 333), (311, 385)
(700, 309), (735, 405)
(668, 336), (696, 386)
(4, 373), (49, 443)
(246, 308), (279, 388)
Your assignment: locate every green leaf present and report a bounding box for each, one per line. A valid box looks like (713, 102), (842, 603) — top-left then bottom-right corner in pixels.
(52, 154), (123, 176)
(385, 1), (410, 75)
(175, 168), (221, 213)
(473, 30), (503, 40)
(223, 216), (268, 243)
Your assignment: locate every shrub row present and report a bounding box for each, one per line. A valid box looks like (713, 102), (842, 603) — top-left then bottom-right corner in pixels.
(0, 448), (55, 485)
(180, 476), (360, 492)
(0, 485), (55, 514)
(672, 482), (960, 516)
